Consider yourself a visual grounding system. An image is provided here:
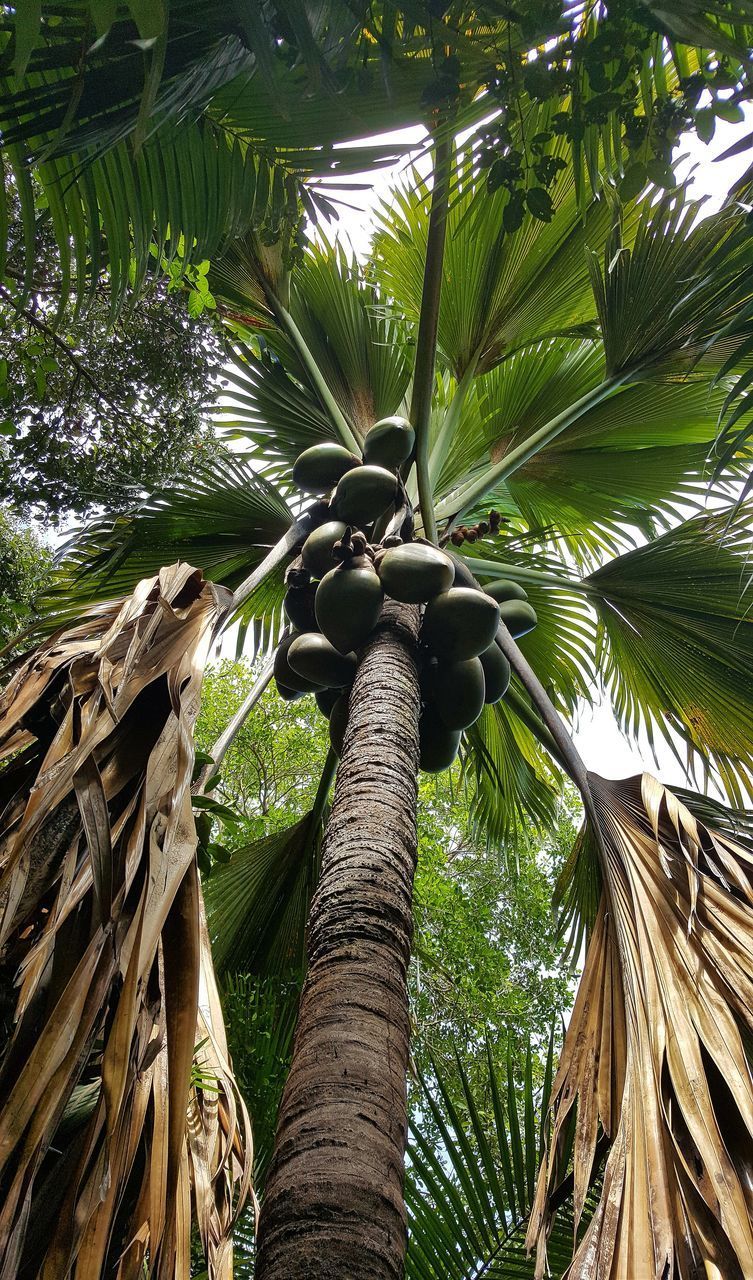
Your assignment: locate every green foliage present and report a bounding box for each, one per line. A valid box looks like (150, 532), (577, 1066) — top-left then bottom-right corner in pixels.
(196, 661), (330, 836)
(411, 780), (578, 1099)
(0, 186), (225, 521)
(585, 505), (753, 803)
(0, 509), (51, 646)
(406, 1031), (600, 1279)
(4, 1), (753, 318)
(44, 454), (292, 626)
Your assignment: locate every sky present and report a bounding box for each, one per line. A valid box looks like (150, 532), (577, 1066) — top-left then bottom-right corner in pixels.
(301, 116), (752, 789)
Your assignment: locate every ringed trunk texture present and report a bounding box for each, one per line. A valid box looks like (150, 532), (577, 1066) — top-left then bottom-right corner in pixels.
(256, 598), (421, 1280)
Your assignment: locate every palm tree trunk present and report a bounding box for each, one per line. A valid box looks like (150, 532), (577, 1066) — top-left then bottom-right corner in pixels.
(256, 598), (421, 1280)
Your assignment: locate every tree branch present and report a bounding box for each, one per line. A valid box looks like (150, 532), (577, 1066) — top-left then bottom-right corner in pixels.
(0, 283), (152, 429)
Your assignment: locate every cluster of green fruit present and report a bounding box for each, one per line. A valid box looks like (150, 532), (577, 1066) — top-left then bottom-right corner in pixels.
(274, 418), (538, 773)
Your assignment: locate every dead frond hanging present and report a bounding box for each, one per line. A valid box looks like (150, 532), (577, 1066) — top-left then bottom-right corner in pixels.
(529, 771), (753, 1280)
(0, 563), (252, 1279)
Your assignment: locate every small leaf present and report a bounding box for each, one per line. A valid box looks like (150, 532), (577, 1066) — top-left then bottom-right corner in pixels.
(695, 107), (716, 144)
(714, 99), (745, 125)
(525, 186), (554, 223)
(503, 191), (525, 233)
(618, 161), (647, 201)
(646, 158), (676, 190)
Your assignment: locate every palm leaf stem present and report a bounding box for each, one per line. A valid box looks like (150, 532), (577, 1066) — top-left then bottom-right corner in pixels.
(409, 130), (452, 544)
(435, 374), (628, 522)
(495, 618), (591, 802)
(311, 746), (338, 826)
(227, 521), (305, 617)
(260, 279), (362, 455)
(195, 656), (275, 791)
(504, 684), (572, 777)
(428, 356), (478, 488)
(497, 617), (606, 863)
(459, 558), (588, 593)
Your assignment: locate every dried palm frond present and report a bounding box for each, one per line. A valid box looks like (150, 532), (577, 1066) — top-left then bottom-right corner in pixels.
(528, 772), (753, 1280)
(0, 563), (251, 1279)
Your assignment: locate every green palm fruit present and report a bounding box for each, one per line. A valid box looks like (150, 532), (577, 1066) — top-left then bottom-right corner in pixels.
(377, 542), (454, 604)
(283, 582), (319, 632)
(287, 633), (357, 688)
(485, 578), (529, 603)
(333, 464), (398, 524)
(431, 657), (485, 730)
(421, 587), (500, 661)
(315, 562), (383, 654)
(498, 599), (538, 638)
(451, 556), (479, 589)
(292, 443), (361, 494)
(419, 654), (439, 700)
(315, 687), (342, 717)
(419, 704), (461, 773)
(329, 693), (350, 758)
(301, 520), (348, 579)
(362, 416), (415, 469)
(274, 633), (323, 694)
(479, 641), (511, 703)
(276, 682), (306, 701)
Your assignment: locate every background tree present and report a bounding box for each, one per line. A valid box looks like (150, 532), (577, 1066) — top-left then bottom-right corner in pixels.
(0, 185), (224, 522)
(0, 508), (50, 645)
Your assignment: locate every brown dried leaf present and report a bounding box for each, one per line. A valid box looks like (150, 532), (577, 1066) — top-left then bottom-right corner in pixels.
(0, 565), (251, 1278)
(529, 772), (753, 1280)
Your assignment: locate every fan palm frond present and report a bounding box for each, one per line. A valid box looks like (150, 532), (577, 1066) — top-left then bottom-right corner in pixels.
(44, 453), (293, 622)
(584, 505), (753, 803)
(373, 150), (610, 386)
(463, 699), (562, 851)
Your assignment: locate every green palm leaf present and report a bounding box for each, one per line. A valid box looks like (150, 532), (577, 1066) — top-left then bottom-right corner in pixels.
(46, 452), (293, 617)
(284, 242), (412, 439)
(584, 505), (753, 803)
(204, 752), (336, 977)
(373, 153), (609, 384)
(217, 345), (333, 480)
(406, 1032), (598, 1280)
(437, 338), (741, 561)
(589, 193), (753, 378)
(463, 699), (562, 850)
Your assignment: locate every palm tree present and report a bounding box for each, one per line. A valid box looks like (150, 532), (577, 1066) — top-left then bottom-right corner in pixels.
(22, 157), (753, 1278)
(4, 4), (753, 1278)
